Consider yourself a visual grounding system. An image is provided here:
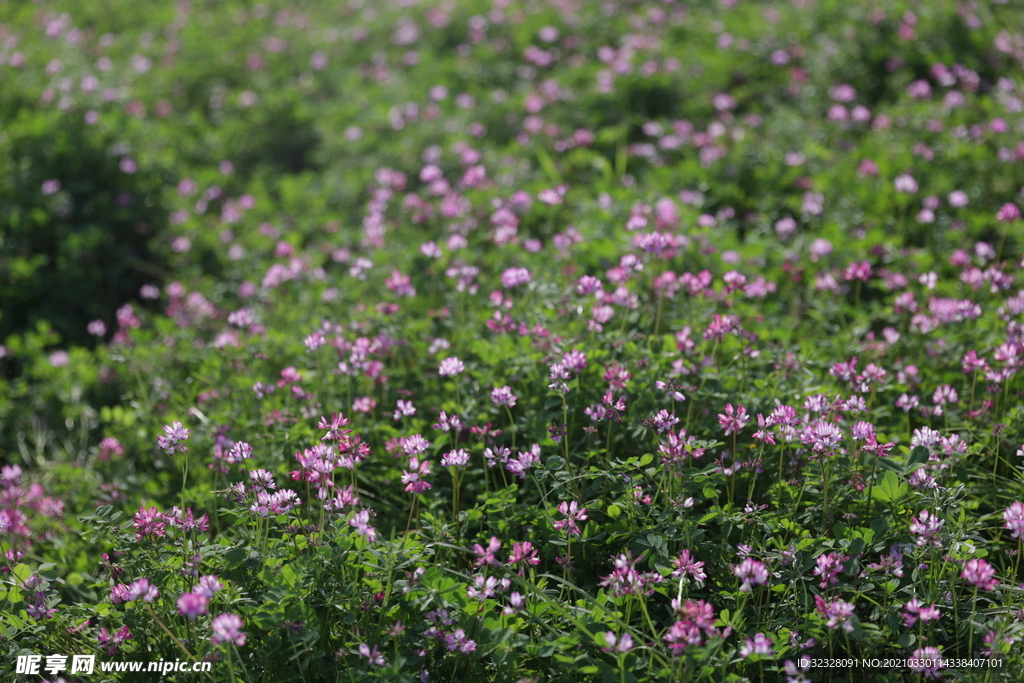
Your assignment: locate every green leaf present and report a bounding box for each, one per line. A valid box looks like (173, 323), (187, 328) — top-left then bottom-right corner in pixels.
(876, 458), (902, 473)
(281, 564), (299, 587)
(907, 446), (929, 468)
(871, 471), (906, 502)
(606, 504), (622, 519)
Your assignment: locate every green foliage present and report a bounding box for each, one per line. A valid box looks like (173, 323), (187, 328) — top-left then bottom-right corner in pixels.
(1, 0), (1024, 682)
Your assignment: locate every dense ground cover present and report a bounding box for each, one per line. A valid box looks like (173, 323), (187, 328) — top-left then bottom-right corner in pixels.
(2, 0), (1024, 680)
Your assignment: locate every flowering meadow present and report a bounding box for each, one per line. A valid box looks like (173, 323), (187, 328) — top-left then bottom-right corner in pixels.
(3, 0), (1024, 681)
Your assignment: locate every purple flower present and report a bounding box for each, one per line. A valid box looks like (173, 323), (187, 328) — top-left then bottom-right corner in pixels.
(651, 409), (681, 433)
(125, 578), (159, 603)
(672, 549), (707, 582)
(552, 501), (587, 537)
(894, 174), (918, 193)
(98, 626), (132, 655)
(909, 510), (944, 548)
(433, 410), (461, 433)
(211, 613), (246, 647)
(732, 558), (769, 592)
(444, 628), (477, 653)
(467, 574), (500, 600)
(902, 598), (941, 628)
(401, 458), (432, 493)
(1003, 502), (1024, 539)
(350, 509), (377, 542)
(739, 633), (774, 658)
(177, 592), (209, 621)
(132, 506), (167, 540)
(808, 421), (842, 454)
(393, 399), (416, 420)
(962, 559), (998, 590)
(812, 553), (847, 589)
(473, 537), (501, 567)
(814, 595), (855, 632)
(500, 267), (531, 288)
(438, 357), (465, 377)
(156, 421), (190, 456)
(317, 413), (350, 442)
(358, 643), (386, 666)
(602, 631), (634, 654)
(600, 552), (663, 597)
(195, 575), (223, 598)
(401, 434), (431, 456)
(508, 541), (540, 572)
(561, 349), (588, 373)
(909, 646), (945, 679)
(717, 404), (749, 435)
(440, 449), (470, 467)
(491, 385), (518, 407)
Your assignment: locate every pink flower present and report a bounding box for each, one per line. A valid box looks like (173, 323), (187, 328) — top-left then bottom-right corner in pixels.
(177, 592), (209, 621)
(814, 595), (855, 632)
(552, 501), (587, 537)
(909, 510), (944, 548)
(672, 549), (707, 582)
(467, 575), (499, 600)
(393, 399), (416, 420)
(385, 270), (416, 297)
(358, 643), (386, 666)
(909, 646), (945, 679)
(317, 413), (350, 442)
(739, 633), (774, 658)
(508, 541), (540, 570)
(902, 598), (941, 628)
(894, 173), (918, 193)
(440, 449), (470, 467)
(498, 590), (525, 617)
(813, 553), (847, 589)
(211, 613), (246, 647)
(561, 349), (588, 373)
(732, 558), (769, 592)
(401, 458), (432, 493)
(444, 628), (476, 653)
(961, 559), (998, 590)
(157, 421), (190, 455)
(500, 267), (531, 288)
(125, 578), (159, 603)
(434, 410), (461, 433)
(996, 203), (1021, 222)
(1003, 502), (1024, 539)
(97, 626), (132, 655)
(491, 385), (518, 407)
(473, 537), (501, 567)
(602, 631), (634, 654)
(196, 575), (223, 598)
(438, 357), (465, 377)
(664, 619), (702, 655)
(132, 506), (167, 540)
(717, 404), (749, 435)
(350, 509), (377, 542)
